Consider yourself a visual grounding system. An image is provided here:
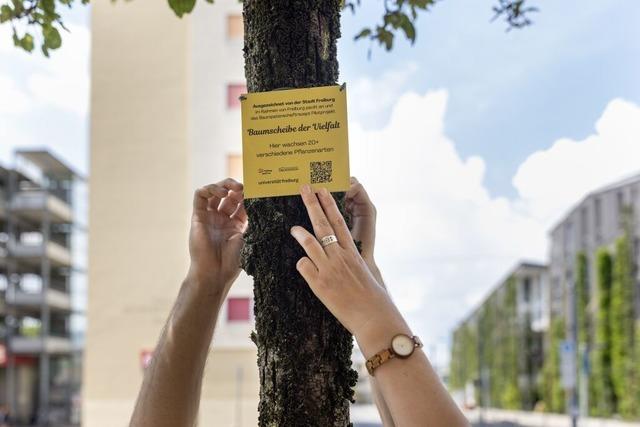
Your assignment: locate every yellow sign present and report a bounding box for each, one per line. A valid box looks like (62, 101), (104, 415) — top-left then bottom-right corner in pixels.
(241, 85), (350, 198)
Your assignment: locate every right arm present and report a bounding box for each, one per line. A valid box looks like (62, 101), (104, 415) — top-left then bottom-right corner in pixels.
(291, 184), (468, 427)
(345, 179), (394, 426)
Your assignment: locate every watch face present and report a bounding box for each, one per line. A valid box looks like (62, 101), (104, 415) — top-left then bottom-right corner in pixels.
(391, 334), (414, 358)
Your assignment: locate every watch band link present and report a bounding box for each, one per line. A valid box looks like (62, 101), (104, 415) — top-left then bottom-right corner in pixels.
(366, 348), (394, 376)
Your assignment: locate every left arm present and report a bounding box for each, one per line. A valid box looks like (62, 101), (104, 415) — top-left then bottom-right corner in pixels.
(130, 179), (247, 427)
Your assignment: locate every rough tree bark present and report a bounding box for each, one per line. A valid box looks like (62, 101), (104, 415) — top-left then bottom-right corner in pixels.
(241, 1), (358, 426)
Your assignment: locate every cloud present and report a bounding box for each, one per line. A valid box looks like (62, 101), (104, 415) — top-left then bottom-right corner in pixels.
(0, 22), (89, 171)
(349, 89), (640, 368)
(0, 23), (90, 116)
(0, 73), (32, 114)
(513, 98), (640, 225)
(348, 62), (419, 128)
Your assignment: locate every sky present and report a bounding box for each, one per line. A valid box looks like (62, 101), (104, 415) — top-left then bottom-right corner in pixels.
(1, 0), (639, 370)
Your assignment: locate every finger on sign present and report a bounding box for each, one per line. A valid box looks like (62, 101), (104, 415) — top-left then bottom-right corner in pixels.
(317, 188), (355, 250)
(299, 185), (338, 251)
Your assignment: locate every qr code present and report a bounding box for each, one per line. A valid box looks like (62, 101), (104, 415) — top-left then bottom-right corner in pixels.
(310, 161), (333, 184)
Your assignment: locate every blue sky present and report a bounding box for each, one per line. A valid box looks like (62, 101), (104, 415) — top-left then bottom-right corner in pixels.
(340, 0), (640, 196)
(2, 0), (640, 369)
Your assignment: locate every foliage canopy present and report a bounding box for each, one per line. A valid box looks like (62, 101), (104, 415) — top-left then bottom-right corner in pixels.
(1, 0), (537, 56)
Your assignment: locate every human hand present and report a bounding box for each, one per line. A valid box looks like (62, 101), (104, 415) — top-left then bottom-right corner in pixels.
(291, 185), (409, 357)
(187, 179), (247, 296)
(346, 177), (382, 283)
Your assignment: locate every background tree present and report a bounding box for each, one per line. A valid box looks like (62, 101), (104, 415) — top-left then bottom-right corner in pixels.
(500, 276), (522, 409)
(610, 234), (636, 418)
(541, 317), (565, 413)
(576, 252), (590, 346)
(2, 0), (538, 423)
(590, 248), (615, 416)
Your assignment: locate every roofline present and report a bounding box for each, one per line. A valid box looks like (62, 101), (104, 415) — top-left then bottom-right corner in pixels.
(549, 171), (640, 234)
(452, 259), (548, 330)
(15, 148), (84, 180)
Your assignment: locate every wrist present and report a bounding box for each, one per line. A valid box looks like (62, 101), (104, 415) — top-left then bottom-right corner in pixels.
(354, 308), (411, 359)
(184, 267), (229, 303)
(363, 257), (383, 284)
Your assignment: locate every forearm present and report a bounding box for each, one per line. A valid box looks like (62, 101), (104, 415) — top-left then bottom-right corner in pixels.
(356, 313), (468, 427)
(130, 275), (224, 427)
(364, 261), (395, 426)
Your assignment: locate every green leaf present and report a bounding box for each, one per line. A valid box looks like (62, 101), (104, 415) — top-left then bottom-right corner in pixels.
(0, 5), (12, 23)
(168, 0), (197, 17)
(19, 33), (35, 52)
(43, 25), (62, 50)
(354, 28), (371, 41)
(399, 14), (415, 43)
(377, 28), (394, 51)
(41, 0), (56, 14)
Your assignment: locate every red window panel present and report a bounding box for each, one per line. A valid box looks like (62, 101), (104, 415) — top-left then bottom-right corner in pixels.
(227, 297), (251, 321)
(227, 83), (247, 109)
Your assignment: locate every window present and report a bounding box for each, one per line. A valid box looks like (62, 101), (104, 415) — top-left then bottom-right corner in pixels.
(227, 154), (243, 181)
(227, 297), (251, 321)
(227, 83), (247, 109)
(594, 197), (602, 243)
(523, 277), (531, 303)
(227, 14), (244, 39)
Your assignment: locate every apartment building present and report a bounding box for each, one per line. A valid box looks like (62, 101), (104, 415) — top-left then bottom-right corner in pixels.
(451, 172), (640, 413)
(85, 1), (258, 426)
(450, 262), (549, 410)
(549, 172), (640, 332)
(0, 150), (83, 425)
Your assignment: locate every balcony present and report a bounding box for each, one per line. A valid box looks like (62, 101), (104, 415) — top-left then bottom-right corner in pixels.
(0, 244), (7, 267)
(0, 194), (6, 219)
(9, 240), (72, 267)
(9, 190), (73, 223)
(7, 288), (72, 313)
(10, 336), (73, 354)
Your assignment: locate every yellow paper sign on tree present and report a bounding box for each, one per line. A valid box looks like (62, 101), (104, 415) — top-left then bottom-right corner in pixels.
(241, 85), (350, 198)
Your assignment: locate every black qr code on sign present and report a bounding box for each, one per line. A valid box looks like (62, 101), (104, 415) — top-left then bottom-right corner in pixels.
(310, 161), (333, 184)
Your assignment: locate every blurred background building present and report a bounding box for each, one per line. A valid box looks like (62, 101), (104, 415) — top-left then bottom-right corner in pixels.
(451, 172), (640, 420)
(0, 149), (85, 425)
(84, 1), (257, 426)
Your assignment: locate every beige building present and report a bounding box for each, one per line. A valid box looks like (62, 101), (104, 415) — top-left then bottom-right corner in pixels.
(85, 1), (258, 426)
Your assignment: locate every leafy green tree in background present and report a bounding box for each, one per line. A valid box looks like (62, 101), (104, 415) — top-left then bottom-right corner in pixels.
(590, 248), (615, 417)
(576, 252), (590, 346)
(541, 317), (565, 413)
(2, 0), (537, 423)
(500, 277), (522, 409)
(610, 234), (636, 418)
(575, 252), (590, 415)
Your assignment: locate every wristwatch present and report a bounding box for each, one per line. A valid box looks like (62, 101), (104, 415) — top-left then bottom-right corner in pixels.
(365, 334), (423, 376)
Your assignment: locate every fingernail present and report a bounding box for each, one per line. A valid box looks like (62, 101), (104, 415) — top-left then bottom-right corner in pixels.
(290, 226), (301, 238)
(301, 184), (311, 194)
(320, 188), (329, 196)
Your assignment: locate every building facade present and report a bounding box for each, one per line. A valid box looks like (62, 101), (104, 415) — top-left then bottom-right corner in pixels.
(548, 172), (640, 416)
(85, 1), (258, 426)
(0, 150), (83, 425)
(450, 262), (549, 410)
(549, 173), (640, 335)
(451, 172), (640, 415)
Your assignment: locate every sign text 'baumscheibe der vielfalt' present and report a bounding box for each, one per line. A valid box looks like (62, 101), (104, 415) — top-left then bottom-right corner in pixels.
(241, 85), (350, 198)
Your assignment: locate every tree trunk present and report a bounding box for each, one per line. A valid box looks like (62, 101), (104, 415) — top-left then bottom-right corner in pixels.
(241, 1), (357, 426)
